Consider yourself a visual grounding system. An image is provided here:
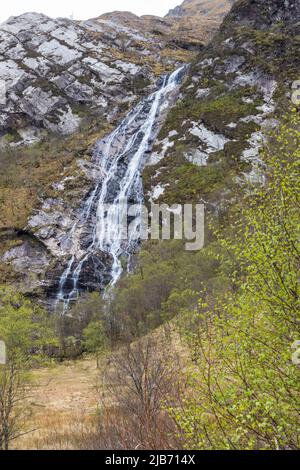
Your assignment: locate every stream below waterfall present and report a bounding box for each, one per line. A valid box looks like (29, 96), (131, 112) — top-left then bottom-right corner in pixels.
(56, 65), (186, 311)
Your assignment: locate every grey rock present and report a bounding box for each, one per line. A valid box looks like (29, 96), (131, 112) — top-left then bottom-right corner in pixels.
(0, 12), (169, 143)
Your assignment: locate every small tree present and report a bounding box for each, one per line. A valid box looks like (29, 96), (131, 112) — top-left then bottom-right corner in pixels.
(83, 321), (107, 368)
(94, 336), (183, 450)
(0, 360), (29, 450)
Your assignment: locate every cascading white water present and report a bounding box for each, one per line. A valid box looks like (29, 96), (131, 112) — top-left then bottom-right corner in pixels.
(56, 66), (185, 311)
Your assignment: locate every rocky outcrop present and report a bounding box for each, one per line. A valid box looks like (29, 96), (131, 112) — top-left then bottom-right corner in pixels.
(167, 6), (185, 17)
(221, 0), (300, 29)
(0, 12), (187, 147)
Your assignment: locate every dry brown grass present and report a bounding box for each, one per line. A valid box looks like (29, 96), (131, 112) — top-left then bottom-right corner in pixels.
(13, 357), (100, 450)
(12, 325), (190, 450)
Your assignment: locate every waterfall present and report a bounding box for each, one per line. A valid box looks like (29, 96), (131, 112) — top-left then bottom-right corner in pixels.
(56, 66), (186, 311)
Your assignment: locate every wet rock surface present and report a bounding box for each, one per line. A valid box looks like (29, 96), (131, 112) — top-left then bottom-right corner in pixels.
(4, 68), (184, 304)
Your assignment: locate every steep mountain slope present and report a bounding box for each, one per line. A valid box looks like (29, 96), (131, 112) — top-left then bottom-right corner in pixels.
(96, 11), (206, 49)
(167, 0), (235, 19)
(145, 0), (300, 207)
(0, 3), (235, 150)
(1, 0), (299, 305)
(164, 0), (235, 44)
(0, 12), (191, 148)
(0, 4), (234, 300)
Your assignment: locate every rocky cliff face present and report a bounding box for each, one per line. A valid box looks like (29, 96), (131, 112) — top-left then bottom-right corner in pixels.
(0, 4), (234, 148)
(163, 0), (235, 45)
(0, 11), (190, 147)
(0, 0), (299, 305)
(221, 0), (300, 29)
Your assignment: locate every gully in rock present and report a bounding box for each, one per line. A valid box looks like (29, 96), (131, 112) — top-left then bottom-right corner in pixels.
(56, 66), (186, 312)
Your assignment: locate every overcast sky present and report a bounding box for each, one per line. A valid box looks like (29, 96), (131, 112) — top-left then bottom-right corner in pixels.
(0, 0), (181, 24)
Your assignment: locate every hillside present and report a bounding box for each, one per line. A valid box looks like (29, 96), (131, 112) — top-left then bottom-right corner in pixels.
(145, 0), (300, 206)
(167, 0), (235, 19)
